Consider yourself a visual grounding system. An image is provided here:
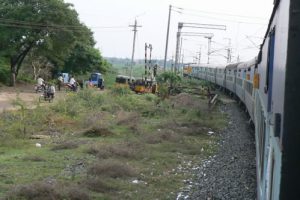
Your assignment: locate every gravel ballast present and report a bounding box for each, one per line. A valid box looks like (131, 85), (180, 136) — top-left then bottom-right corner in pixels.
(178, 101), (257, 200)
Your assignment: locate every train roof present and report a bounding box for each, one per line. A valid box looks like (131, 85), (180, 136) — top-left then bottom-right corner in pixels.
(226, 63), (240, 70)
(189, 63), (226, 68)
(237, 57), (257, 69)
(258, 2), (279, 63)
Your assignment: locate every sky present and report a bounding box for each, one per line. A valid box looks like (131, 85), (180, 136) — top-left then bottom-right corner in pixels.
(65, 0), (274, 65)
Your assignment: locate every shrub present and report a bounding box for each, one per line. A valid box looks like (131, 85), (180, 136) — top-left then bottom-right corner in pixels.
(87, 160), (136, 178)
(7, 182), (62, 200)
(110, 86), (132, 96)
(51, 141), (79, 151)
(83, 127), (114, 137)
(84, 178), (116, 193)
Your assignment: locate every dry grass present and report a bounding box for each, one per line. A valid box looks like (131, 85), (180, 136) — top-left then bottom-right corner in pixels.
(86, 141), (142, 159)
(7, 182), (62, 200)
(87, 160), (137, 178)
(83, 127), (114, 137)
(7, 182), (90, 200)
(22, 155), (46, 162)
(170, 93), (209, 111)
(84, 178), (117, 193)
(65, 187), (91, 200)
(143, 130), (183, 144)
(51, 141), (79, 151)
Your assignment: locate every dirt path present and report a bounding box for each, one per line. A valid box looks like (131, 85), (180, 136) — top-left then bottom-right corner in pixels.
(0, 85), (65, 112)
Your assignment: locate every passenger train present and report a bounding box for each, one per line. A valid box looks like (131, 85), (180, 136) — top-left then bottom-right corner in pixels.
(183, 0), (300, 199)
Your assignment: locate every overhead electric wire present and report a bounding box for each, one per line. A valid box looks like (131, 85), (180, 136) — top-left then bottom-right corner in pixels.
(0, 17), (128, 31)
(171, 6), (268, 25)
(172, 5), (267, 21)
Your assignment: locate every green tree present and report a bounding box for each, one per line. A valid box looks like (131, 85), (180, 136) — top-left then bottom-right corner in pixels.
(0, 0), (92, 86)
(63, 44), (110, 75)
(156, 72), (181, 98)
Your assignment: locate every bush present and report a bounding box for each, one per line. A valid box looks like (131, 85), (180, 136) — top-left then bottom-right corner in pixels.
(87, 160), (136, 178)
(111, 86), (132, 96)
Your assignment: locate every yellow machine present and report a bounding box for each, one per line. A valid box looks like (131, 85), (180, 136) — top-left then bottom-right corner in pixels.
(134, 78), (157, 94)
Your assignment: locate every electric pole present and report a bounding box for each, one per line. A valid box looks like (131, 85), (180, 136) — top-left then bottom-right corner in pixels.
(206, 36), (212, 64)
(174, 22), (183, 73)
(129, 19), (142, 81)
(197, 46), (202, 65)
(163, 5), (172, 72)
(224, 38), (232, 63)
(174, 23), (225, 70)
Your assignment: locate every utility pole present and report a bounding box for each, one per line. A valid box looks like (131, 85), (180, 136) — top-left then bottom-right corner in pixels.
(163, 5), (172, 72)
(129, 19), (142, 81)
(197, 46), (202, 65)
(178, 37), (183, 72)
(145, 43), (153, 80)
(224, 38), (232, 63)
(205, 36), (212, 64)
(174, 22), (183, 73)
(174, 22), (225, 70)
(145, 43), (148, 77)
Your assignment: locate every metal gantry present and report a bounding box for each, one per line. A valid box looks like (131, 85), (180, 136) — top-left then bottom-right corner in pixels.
(174, 22), (226, 73)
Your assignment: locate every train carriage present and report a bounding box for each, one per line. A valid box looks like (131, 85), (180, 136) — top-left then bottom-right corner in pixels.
(207, 67), (216, 84)
(225, 63), (239, 94)
(236, 58), (257, 121)
(182, 1), (300, 199)
(254, 0), (300, 199)
(216, 66), (226, 87)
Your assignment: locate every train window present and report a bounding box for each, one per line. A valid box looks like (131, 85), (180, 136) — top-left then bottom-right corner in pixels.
(244, 81), (253, 94)
(266, 28), (276, 92)
(248, 67), (251, 71)
(266, 28), (276, 112)
(238, 69), (241, 72)
(236, 78), (243, 86)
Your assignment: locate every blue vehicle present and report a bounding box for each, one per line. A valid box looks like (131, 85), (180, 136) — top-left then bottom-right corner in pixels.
(89, 73), (104, 89)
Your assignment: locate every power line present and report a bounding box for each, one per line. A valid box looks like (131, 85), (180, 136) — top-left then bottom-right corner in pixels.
(0, 17), (128, 31)
(172, 5), (268, 21)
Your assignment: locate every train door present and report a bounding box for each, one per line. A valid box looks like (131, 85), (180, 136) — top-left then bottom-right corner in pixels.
(266, 29), (276, 112)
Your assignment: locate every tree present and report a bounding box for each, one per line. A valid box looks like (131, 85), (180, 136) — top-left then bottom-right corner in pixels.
(0, 0), (91, 86)
(63, 44), (110, 75)
(156, 72), (182, 98)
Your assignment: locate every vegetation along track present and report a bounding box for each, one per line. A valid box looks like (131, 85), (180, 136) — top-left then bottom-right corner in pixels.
(0, 85), (228, 200)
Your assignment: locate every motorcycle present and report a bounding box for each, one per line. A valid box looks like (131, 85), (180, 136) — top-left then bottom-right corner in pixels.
(39, 84), (55, 103)
(65, 82), (79, 92)
(34, 84), (45, 93)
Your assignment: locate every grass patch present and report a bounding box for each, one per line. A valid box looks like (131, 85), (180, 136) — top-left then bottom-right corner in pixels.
(82, 127), (114, 137)
(51, 141), (79, 151)
(0, 78), (228, 199)
(87, 160), (137, 178)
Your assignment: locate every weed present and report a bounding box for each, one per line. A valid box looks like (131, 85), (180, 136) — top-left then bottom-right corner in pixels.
(87, 142), (140, 159)
(22, 155), (46, 162)
(7, 182), (62, 200)
(110, 86), (132, 96)
(65, 186), (91, 200)
(51, 141), (79, 151)
(83, 127), (114, 137)
(84, 177), (117, 193)
(87, 160), (137, 178)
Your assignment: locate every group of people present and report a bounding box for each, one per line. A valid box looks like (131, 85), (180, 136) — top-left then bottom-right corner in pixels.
(36, 74), (78, 95)
(36, 76), (56, 98)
